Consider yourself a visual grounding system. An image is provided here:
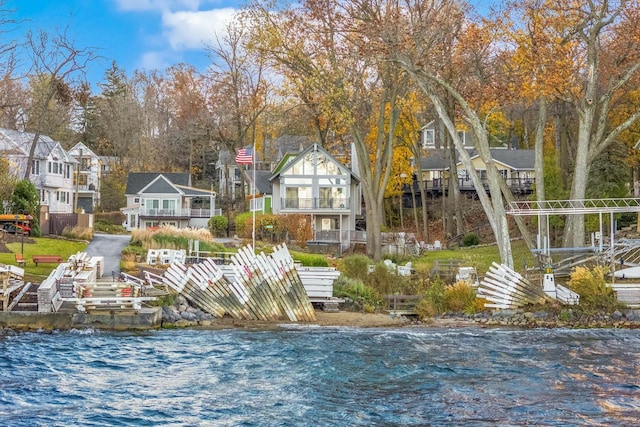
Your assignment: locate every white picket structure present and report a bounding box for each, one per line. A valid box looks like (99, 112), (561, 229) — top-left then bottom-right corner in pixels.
(478, 263), (553, 309)
(161, 243), (316, 322)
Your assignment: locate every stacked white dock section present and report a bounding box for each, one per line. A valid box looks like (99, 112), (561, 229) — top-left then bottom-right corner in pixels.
(608, 283), (640, 308)
(555, 284), (580, 305)
(162, 243), (316, 322)
(478, 263), (554, 309)
(37, 252), (155, 313)
(38, 265), (65, 312)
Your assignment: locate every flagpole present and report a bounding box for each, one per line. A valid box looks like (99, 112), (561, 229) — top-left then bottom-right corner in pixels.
(252, 139), (256, 252)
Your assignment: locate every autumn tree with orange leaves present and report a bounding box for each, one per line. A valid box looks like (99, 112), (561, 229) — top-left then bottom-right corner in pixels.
(247, 0), (411, 261)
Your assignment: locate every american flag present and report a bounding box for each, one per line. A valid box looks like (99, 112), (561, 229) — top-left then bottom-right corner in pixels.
(235, 147), (253, 164)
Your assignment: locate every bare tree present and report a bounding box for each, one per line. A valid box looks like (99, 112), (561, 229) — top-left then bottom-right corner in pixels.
(22, 26), (97, 178)
(206, 17), (269, 194)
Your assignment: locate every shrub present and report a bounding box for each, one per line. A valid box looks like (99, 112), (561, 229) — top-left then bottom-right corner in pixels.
(558, 309), (573, 322)
(234, 212), (253, 238)
(94, 211), (126, 225)
(462, 233), (479, 247)
(333, 275), (381, 309)
(94, 220), (127, 234)
(122, 245), (145, 257)
(444, 281), (482, 314)
(341, 254), (373, 282)
(61, 225), (94, 241)
(366, 262), (399, 295)
(567, 265), (620, 312)
(290, 251), (329, 267)
(279, 214), (313, 246)
(423, 277), (447, 315)
(208, 215), (228, 237)
(414, 298), (437, 319)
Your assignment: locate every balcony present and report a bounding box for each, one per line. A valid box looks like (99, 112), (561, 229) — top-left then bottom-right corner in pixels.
(314, 229), (341, 241)
(424, 177), (535, 195)
(139, 208), (220, 218)
(281, 197), (350, 211)
(42, 174), (72, 188)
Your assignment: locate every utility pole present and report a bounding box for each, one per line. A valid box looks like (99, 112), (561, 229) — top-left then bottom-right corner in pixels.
(74, 148), (82, 213)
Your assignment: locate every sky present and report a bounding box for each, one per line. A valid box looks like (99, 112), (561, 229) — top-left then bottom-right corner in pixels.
(10, 0), (241, 88)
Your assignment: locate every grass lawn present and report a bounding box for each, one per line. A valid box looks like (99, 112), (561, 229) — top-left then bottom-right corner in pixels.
(1, 237), (88, 282)
(411, 239), (537, 276)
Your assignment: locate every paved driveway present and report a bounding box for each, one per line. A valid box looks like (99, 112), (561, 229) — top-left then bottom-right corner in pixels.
(84, 233), (131, 278)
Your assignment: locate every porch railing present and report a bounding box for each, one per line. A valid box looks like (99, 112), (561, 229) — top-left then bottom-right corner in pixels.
(425, 177), (535, 193)
(282, 197), (350, 210)
(140, 208), (220, 218)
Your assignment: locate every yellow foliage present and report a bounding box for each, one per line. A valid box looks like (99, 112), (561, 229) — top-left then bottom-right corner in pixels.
(444, 281), (480, 313)
(567, 265), (618, 310)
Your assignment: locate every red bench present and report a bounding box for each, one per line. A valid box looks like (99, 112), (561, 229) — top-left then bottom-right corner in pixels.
(32, 255), (64, 266)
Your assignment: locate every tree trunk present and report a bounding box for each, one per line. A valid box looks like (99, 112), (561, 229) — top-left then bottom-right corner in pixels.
(418, 74), (515, 268)
(417, 171), (429, 242)
(410, 176), (419, 235)
(362, 181), (384, 260)
(534, 99), (548, 255)
(563, 107), (593, 249)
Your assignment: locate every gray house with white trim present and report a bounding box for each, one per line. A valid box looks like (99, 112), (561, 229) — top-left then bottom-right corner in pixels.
(121, 172), (220, 231)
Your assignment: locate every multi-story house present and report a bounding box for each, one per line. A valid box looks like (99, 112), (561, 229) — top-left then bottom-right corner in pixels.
(121, 172), (220, 231)
(214, 135), (314, 201)
(0, 128), (76, 213)
(420, 120), (475, 150)
(267, 143), (362, 252)
(417, 148), (536, 197)
(68, 142), (101, 213)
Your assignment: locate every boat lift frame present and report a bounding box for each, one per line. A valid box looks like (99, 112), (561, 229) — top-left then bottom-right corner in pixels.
(506, 198), (640, 274)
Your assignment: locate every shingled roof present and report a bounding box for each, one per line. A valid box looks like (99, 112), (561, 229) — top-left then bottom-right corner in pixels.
(125, 173), (191, 195)
(419, 149), (534, 171)
(0, 128), (75, 162)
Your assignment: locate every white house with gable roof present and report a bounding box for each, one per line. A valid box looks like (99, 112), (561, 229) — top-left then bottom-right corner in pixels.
(121, 172), (220, 231)
(0, 128), (77, 213)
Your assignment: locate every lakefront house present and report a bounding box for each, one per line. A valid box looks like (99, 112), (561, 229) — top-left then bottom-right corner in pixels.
(121, 172), (220, 231)
(0, 128), (77, 214)
(265, 143), (363, 252)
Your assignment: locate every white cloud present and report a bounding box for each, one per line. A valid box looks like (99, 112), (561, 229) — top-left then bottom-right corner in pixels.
(113, 0), (204, 12)
(163, 8), (236, 50)
(138, 51), (173, 70)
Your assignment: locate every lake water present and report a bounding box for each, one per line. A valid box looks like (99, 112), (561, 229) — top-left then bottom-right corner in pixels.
(1, 326), (639, 426)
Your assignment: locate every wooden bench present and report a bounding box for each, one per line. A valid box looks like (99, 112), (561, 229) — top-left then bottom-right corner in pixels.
(32, 255), (64, 266)
(15, 253), (26, 267)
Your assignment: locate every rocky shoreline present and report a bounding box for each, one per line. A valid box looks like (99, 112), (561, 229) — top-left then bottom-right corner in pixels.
(433, 308), (640, 329)
(161, 295), (640, 329)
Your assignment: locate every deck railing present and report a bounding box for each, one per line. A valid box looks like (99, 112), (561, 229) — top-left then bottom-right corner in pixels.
(282, 197), (350, 210)
(139, 208), (220, 218)
(425, 177), (535, 193)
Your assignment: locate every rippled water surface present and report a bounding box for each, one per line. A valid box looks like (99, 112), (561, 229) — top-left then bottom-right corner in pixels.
(1, 326), (639, 426)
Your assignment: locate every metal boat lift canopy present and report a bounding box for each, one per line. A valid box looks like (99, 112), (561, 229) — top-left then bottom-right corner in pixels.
(506, 198), (640, 259)
(507, 198), (640, 216)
